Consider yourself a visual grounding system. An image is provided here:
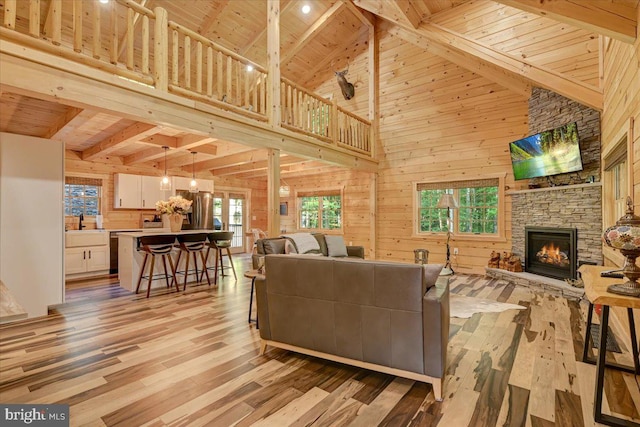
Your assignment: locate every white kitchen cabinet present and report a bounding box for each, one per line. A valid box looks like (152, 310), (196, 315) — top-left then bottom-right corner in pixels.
(172, 177), (214, 193)
(65, 246), (109, 274)
(141, 175), (169, 209)
(172, 176), (192, 192)
(200, 179), (214, 193)
(114, 173), (141, 208)
(114, 173), (170, 209)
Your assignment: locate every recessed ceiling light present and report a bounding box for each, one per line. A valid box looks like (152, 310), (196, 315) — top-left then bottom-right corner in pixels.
(246, 64), (254, 72)
(99, 0), (109, 4)
(301, 4), (311, 14)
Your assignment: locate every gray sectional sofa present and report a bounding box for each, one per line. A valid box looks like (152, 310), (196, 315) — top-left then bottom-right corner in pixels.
(255, 254), (449, 400)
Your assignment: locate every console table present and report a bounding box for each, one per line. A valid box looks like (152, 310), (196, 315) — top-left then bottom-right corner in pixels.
(579, 265), (640, 427)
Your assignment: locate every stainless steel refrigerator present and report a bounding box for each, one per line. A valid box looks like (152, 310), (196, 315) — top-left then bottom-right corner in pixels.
(176, 190), (215, 230)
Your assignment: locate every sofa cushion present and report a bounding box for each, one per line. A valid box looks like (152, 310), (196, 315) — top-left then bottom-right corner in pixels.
(313, 233), (328, 256)
(284, 238), (298, 254)
(263, 239), (285, 254)
(325, 235), (348, 257)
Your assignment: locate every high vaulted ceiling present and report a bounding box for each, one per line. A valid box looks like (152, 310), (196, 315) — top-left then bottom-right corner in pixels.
(1, 0), (638, 179)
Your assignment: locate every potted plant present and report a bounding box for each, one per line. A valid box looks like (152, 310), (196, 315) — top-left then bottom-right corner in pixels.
(155, 196), (193, 232)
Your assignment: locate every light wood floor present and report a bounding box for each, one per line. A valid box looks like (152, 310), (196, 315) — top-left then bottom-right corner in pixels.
(1, 254), (639, 426)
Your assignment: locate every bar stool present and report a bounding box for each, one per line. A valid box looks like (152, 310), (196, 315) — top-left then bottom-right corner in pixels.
(135, 235), (178, 298)
(200, 231), (237, 284)
(172, 233), (211, 291)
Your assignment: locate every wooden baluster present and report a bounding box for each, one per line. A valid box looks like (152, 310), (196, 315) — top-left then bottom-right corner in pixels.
(261, 76), (266, 114)
(331, 100), (338, 143)
(28, 0), (40, 37)
(141, 15), (149, 74)
(184, 35), (191, 89)
(92, 1), (100, 58)
(171, 29), (178, 85)
(236, 61), (242, 106)
(153, 7), (168, 91)
(110, 1), (118, 64)
(4, 0), (17, 29)
(73, 0), (83, 52)
(206, 46), (213, 97)
(216, 51), (223, 100)
(286, 85), (292, 125)
(226, 56), (232, 103)
(126, 7), (134, 70)
(245, 66), (250, 109)
(252, 74), (258, 113)
(280, 82), (285, 124)
(51, 0), (62, 45)
(196, 41), (203, 94)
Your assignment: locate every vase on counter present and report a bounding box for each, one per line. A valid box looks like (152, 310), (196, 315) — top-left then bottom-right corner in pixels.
(169, 213), (183, 232)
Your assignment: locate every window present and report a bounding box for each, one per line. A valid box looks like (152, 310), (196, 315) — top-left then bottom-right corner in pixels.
(603, 134), (629, 227)
(298, 190), (342, 231)
(64, 177), (102, 216)
(416, 177), (502, 238)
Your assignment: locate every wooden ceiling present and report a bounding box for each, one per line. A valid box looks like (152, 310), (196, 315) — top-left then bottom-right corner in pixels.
(1, 0), (638, 179)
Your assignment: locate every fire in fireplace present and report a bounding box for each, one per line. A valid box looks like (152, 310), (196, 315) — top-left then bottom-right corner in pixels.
(536, 242), (570, 267)
(525, 227), (577, 280)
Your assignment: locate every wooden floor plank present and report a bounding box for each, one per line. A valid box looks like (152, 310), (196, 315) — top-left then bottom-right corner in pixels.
(0, 261), (638, 426)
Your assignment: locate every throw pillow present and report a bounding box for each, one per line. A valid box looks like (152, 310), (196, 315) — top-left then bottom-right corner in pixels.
(284, 239), (298, 254)
(325, 235), (348, 257)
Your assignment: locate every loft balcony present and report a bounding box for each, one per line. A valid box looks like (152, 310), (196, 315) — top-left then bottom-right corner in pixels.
(0, 0), (373, 160)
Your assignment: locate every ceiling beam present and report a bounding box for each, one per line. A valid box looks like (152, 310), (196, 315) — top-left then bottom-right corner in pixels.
(492, 0), (637, 44)
(379, 20), (603, 110)
(281, 2), (345, 65)
(123, 145), (166, 165)
(353, 0), (420, 28)
(45, 107), (98, 140)
(136, 133), (178, 148)
(342, 0), (375, 29)
(194, 149), (266, 172)
(211, 155), (304, 176)
(176, 134), (217, 151)
(81, 122), (159, 160)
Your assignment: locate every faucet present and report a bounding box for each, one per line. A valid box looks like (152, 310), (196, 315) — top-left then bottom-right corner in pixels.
(78, 213), (85, 230)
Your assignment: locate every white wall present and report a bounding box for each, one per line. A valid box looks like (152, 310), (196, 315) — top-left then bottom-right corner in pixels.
(0, 132), (64, 318)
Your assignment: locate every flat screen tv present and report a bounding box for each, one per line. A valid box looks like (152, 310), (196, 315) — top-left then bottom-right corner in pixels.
(509, 122), (583, 181)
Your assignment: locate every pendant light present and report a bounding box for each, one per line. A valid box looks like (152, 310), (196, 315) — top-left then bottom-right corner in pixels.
(189, 152), (198, 193)
(160, 146), (171, 191)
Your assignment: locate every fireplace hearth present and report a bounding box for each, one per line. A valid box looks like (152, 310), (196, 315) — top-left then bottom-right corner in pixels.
(525, 227), (577, 280)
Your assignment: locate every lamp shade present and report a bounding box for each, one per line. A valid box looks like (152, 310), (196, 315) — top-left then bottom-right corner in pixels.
(437, 193), (459, 209)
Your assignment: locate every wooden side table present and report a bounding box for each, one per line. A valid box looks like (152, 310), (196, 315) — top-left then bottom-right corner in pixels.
(244, 269), (264, 327)
(579, 265), (640, 427)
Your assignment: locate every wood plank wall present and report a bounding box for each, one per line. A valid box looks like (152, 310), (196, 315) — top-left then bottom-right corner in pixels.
(601, 35), (640, 339)
(278, 169), (372, 254)
(315, 31), (529, 273)
(64, 151), (267, 235)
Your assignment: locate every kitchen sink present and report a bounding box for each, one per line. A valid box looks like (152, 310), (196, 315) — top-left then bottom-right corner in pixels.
(65, 230), (108, 248)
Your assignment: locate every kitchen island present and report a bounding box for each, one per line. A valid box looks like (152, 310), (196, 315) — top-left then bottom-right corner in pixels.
(118, 230), (222, 292)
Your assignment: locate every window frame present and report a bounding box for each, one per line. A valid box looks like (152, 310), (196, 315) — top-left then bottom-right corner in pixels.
(64, 177), (103, 217)
(602, 122), (633, 266)
(296, 188), (343, 233)
(412, 174), (506, 242)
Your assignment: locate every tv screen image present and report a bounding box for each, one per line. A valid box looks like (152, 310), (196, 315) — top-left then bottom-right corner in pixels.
(509, 122), (583, 180)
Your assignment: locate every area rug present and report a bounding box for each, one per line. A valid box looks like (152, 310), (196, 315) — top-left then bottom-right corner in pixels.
(450, 294), (526, 319)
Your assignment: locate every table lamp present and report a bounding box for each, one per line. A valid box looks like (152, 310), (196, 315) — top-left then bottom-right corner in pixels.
(437, 193), (458, 276)
(602, 196), (640, 297)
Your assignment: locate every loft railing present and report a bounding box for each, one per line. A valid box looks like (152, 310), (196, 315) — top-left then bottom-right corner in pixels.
(0, 0), (372, 157)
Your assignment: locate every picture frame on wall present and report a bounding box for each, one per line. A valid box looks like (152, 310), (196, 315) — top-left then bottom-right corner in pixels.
(280, 202), (288, 216)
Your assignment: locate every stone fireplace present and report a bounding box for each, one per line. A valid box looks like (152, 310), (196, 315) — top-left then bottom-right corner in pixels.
(525, 226), (577, 280)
